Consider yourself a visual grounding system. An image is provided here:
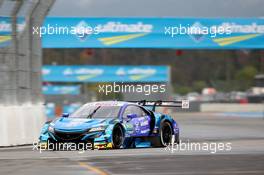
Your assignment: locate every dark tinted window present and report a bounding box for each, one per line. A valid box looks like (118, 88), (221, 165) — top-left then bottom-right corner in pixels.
(123, 105), (148, 119)
(69, 104), (121, 119)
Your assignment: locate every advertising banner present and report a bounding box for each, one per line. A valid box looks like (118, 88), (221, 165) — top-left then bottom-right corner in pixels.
(1, 17), (264, 49)
(42, 65), (169, 82)
(41, 17), (264, 49)
(42, 85), (81, 95)
(0, 17), (25, 47)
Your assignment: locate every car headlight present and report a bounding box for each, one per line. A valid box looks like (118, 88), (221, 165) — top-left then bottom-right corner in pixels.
(48, 126), (54, 133)
(89, 126), (106, 132)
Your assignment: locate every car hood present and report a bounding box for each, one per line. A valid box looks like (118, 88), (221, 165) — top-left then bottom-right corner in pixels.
(53, 117), (114, 132)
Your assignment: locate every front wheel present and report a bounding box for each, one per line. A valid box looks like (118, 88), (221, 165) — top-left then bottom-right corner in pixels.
(112, 125), (124, 149)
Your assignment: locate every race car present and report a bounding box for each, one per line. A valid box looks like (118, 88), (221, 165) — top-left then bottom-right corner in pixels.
(39, 100), (189, 150)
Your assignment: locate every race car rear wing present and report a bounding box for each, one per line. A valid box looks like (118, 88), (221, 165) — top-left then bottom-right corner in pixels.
(129, 100), (189, 111)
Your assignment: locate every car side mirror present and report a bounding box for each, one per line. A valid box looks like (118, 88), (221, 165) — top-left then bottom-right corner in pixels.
(62, 113), (69, 118)
(127, 113), (137, 120)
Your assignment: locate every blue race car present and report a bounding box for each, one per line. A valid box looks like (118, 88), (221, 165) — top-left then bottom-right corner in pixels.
(39, 100), (189, 149)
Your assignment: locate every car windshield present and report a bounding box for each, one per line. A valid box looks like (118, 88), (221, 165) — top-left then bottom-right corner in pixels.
(69, 104), (121, 119)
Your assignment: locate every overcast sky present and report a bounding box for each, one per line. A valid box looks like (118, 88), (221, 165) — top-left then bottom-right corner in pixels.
(48, 0), (264, 17)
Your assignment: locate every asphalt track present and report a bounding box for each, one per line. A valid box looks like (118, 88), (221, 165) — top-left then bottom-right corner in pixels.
(1, 112), (264, 175)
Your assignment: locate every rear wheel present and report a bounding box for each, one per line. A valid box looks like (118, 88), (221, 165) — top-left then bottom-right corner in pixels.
(160, 122), (173, 146)
(112, 125), (124, 149)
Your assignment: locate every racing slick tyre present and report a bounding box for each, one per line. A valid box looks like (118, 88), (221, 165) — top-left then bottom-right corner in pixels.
(112, 125), (124, 149)
(152, 121), (173, 147)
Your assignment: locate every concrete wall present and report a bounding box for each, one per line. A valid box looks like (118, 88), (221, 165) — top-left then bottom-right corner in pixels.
(0, 0), (54, 146)
(0, 104), (46, 146)
(201, 103), (264, 112)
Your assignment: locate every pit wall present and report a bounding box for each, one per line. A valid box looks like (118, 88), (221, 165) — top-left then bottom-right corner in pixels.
(200, 103), (264, 112)
(0, 104), (46, 146)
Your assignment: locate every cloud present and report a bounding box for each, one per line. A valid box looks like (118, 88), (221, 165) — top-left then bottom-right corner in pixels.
(75, 0), (94, 8)
(48, 0), (264, 17)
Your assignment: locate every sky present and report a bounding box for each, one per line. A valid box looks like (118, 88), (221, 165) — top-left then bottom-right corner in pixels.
(48, 0), (264, 17)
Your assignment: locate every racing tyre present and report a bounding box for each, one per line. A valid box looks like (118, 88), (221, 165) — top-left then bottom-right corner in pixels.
(112, 125), (124, 149)
(152, 121), (173, 147)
